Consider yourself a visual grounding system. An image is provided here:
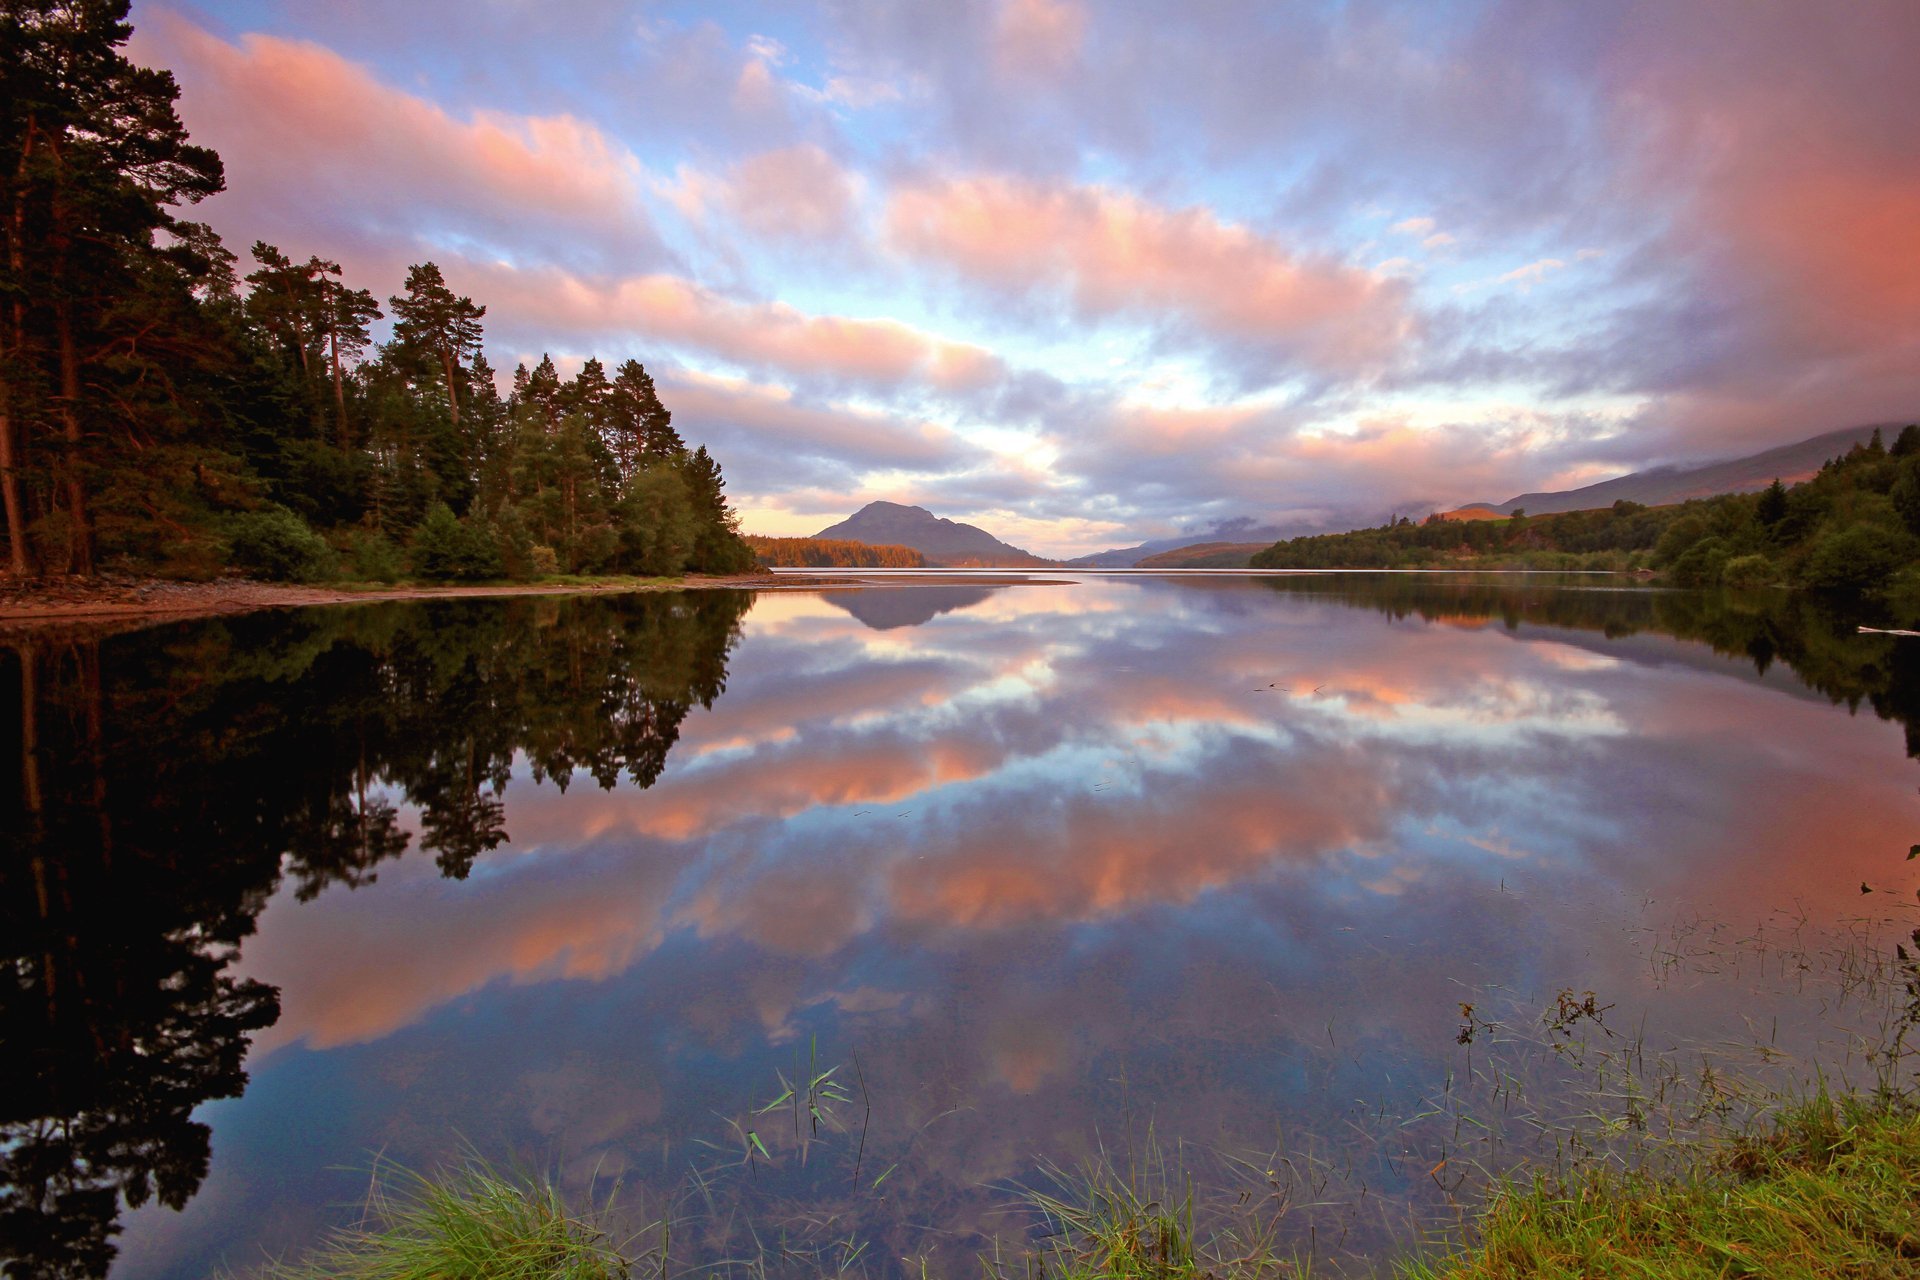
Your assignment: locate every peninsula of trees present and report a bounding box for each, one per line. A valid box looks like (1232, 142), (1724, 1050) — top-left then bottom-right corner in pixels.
(0, 2), (753, 585)
(745, 536), (928, 568)
(1251, 427), (1920, 598)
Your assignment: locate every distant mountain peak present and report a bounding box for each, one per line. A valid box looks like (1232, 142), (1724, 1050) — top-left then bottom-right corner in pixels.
(814, 502), (1053, 567)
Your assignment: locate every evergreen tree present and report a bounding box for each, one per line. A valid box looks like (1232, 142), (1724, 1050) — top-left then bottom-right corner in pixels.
(387, 262), (484, 431)
(0, 0), (223, 574)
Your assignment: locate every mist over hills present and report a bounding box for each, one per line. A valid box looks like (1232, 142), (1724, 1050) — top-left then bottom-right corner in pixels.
(813, 502), (1054, 567)
(1458, 423), (1893, 517)
(1069, 517), (1320, 567)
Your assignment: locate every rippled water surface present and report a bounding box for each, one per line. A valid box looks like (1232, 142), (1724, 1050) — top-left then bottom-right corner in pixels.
(7, 574), (1918, 1278)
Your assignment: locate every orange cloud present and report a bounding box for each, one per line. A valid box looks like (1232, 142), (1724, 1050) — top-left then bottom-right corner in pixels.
(887, 174), (1412, 370)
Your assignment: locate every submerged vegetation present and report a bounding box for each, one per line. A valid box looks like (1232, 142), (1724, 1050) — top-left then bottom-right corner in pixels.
(0, 4), (754, 584)
(1251, 426), (1920, 601)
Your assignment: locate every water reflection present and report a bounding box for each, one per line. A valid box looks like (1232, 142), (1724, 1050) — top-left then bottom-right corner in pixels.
(0, 591), (751, 1279)
(5, 577), (1917, 1278)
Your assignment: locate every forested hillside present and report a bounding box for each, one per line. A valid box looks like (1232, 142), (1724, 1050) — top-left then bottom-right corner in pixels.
(0, 3), (753, 583)
(745, 536), (927, 568)
(1251, 427), (1920, 597)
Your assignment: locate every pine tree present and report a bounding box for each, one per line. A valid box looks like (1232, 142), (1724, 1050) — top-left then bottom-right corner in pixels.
(387, 262), (484, 431)
(0, 0), (223, 574)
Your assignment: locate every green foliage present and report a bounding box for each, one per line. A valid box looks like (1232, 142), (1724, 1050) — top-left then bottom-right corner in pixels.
(614, 468), (697, 576)
(408, 503), (502, 581)
(226, 507), (333, 581)
(1719, 553), (1775, 589)
(0, 8), (754, 584)
(1251, 442), (1920, 597)
(1890, 457), (1920, 534)
(1799, 523), (1912, 594)
(1403, 1096), (1920, 1280)
(342, 529), (405, 583)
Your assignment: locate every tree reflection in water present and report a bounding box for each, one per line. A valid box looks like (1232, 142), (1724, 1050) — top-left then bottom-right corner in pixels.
(0, 591), (751, 1279)
(4, 576), (1918, 1277)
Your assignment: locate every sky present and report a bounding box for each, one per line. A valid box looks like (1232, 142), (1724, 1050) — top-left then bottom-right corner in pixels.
(128, 0), (1920, 557)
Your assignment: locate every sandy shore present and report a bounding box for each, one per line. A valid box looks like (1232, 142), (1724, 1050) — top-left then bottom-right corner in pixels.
(0, 570), (1066, 630)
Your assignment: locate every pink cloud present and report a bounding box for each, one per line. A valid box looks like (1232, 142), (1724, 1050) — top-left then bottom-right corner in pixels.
(463, 260), (1004, 396)
(134, 14), (666, 267)
(994, 0), (1089, 77)
(713, 144), (862, 242)
(886, 173), (1413, 372)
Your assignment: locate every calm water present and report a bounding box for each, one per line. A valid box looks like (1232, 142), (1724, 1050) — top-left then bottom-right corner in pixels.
(6, 574), (1919, 1278)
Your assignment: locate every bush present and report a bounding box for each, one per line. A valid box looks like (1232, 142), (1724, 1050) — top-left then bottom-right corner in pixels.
(1799, 524), (1912, 594)
(343, 529), (405, 583)
(1720, 553), (1777, 589)
(227, 507), (333, 581)
(1667, 535), (1730, 587)
(408, 503), (503, 581)
(527, 544), (560, 576)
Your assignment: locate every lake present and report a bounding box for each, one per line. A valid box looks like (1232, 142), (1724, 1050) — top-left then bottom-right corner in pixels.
(6, 573), (1918, 1278)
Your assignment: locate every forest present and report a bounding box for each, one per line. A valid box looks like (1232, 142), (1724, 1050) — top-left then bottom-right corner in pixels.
(745, 535), (928, 568)
(0, 2), (754, 585)
(1251, 426), (1920, 599)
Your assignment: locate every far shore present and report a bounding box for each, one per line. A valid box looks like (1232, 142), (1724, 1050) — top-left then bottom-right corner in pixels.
(0, 569), (1070, 631)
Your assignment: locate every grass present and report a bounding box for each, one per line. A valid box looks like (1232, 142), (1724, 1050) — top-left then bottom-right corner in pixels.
(1401, 1093), (1920, 1279)
(250, 914), (1920, 1280)
(253, 1154), (633, 1280)
(251, 1096), (1920, 1280)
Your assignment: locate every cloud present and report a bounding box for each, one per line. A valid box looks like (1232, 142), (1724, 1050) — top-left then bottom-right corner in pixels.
(469, 262), (1004, 398)
(701, 143), (863, 243)
(887, 173), (1415, 377)
(994, 0), (1089, 77)
(135, 14), (672, 275)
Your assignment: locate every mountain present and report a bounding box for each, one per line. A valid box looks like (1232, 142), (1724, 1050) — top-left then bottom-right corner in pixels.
(1070, 517), (1314, 567)
(1133, 541), (1272, 569)
(819, 586), (1001, 630)
(1459, 423), (1897, 517)
(813, 502), (1054, 567)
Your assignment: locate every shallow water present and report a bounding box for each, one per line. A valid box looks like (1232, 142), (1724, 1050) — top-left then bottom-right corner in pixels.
(6, 574), (1918, 1277)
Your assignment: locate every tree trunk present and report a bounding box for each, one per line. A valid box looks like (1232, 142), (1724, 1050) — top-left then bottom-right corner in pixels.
(329, 314), (349, 449)
(3, 125), (36, 576)
(440, 343), (460, 430)
(0, 391), (30, 577)
(54, 301), (94, 576)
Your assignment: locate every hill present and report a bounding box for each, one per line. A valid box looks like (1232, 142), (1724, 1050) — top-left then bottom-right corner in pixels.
(1464, 424), (1893, 516)
(813, 502), (1054, 567)
(1070, 517), (1310, 567)
(1133, 542), (1270, 569)
(1251, 425), (1920, 599)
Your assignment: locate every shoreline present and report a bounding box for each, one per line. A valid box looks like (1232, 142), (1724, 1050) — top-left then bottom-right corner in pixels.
(0, 572), (806, 628)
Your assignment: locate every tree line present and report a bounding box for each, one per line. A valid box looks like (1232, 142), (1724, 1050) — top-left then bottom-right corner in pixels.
(1250, 426), (1920, 600)
(0, 2), (754, 583)
(745, 535), (928, 568)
